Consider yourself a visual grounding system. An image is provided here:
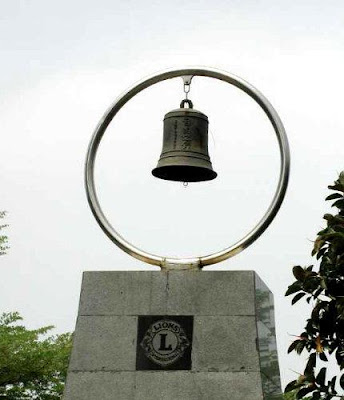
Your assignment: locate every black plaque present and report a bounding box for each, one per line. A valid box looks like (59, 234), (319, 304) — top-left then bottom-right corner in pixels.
(136, 315), (193, 371)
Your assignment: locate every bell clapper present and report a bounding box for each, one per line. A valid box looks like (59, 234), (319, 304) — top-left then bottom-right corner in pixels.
(183, 182), (189, 188)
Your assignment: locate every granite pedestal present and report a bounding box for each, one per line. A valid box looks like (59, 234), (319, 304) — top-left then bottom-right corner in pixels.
(64, 271), (282, 400)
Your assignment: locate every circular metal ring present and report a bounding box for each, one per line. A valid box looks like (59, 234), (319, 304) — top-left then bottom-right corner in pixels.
(85, 67), (290, 270)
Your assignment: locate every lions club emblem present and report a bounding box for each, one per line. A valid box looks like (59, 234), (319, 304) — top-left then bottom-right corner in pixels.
(140, 319), (190, 367)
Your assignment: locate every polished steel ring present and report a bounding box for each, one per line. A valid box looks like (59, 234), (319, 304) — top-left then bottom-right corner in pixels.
(85, 67), (290, 270)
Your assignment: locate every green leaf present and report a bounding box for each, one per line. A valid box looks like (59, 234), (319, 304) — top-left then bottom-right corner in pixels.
(295, 340), (307, 355)
(313, 288), (323, 299)
(315, 367), (326, 386)
(297, 387), (314, 399)
(316, 248), (327, 260)
(340, 373), (344, 389)
(312, 239), (325, 256)
(326, 193), (343, 201)
(286, 281), (302, 296)
(339, 171), (344, 185)
(332, 199), (344, 209)
(330, 376), (336, 392)
(288, 340), (300, 354)
(320, 279), (327, 290)
(304, 277), (321, 293)
(284, 380), (298, 393)
(304, 353), (316, 377)
(292, 292), (306, 305)
(293, 266), (306, 281)
(328, 183), (344, 192)
(324, 213), (334, 221)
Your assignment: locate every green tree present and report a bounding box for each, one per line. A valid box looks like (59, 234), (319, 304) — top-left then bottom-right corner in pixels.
(284, 173), (344, 400)
(0, 211), (8, 256)
(0, 312), (72, 399)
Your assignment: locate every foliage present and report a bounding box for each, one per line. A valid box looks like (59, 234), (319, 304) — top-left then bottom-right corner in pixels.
(0, 312), (72, 399)
(283, 389), (309, 399)
(283, 389), (312, 399)
(0, 211), (9, 256)
(285, 173), (344, 400)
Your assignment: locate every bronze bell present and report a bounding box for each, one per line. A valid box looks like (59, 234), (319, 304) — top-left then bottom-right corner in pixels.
(152, 99), (217, 182)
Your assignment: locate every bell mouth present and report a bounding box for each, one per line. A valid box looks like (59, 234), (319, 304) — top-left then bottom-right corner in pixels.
(152, 165), (217, 182)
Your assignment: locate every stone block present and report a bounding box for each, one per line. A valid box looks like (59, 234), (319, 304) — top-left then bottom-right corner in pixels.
(64, 371), (263, 400)
(166, 271), (256, 316)
(135, 371), (263, 400)
(79, 272), (167, 316)
(68, 316), (137, 371)
(192, 316), (260, 372)
(79, 271), (257, 317)
(63, 372), (135, 400)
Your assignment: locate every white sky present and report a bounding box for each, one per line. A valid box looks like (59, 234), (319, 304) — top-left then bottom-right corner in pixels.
(1, 0), (344, 389)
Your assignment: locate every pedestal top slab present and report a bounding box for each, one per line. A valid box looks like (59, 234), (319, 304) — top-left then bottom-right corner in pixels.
(79, 271), (257, 316)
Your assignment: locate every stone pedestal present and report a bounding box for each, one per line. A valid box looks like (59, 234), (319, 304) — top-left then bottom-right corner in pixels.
(64, 271), (282, 400)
